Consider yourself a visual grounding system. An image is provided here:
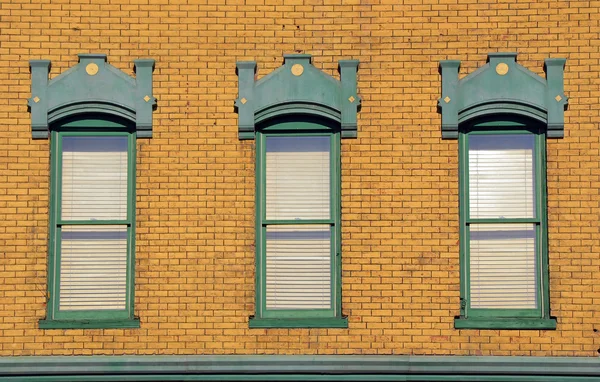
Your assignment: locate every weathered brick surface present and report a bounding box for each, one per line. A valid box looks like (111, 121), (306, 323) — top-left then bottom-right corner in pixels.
(0, 0), (599, 356)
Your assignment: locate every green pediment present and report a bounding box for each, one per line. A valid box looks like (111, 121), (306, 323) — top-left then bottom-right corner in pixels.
(29, 54), (156, 139)
(438, 52), (567, 139)
(235, 54), (360, 140)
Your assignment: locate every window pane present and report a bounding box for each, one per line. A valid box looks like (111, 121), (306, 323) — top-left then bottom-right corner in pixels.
(61, 136), (128, 221)
(469, 134), (535, 219)
(469, 224), (537, 309)
(266, 136), (330, 220)
(59, 225), (127, 311)
(265, 225), (331, 309)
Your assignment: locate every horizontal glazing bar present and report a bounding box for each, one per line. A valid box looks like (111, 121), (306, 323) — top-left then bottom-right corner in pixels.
(466, 218), (540, 224)
(58, 220), (131, 226)
(263, 219), (334, 225)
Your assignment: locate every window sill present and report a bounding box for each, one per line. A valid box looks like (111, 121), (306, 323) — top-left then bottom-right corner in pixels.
(39, 318), (140, 329)
(454, 317), (556, 330)
(249, 316), (348, 329)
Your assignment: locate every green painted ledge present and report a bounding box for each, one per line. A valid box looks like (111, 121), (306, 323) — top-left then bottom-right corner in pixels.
(248, 317), (348, 328)
(454, 317), (557, 330)
(1, 355), (599, 381)
(38, 318), (140, 329)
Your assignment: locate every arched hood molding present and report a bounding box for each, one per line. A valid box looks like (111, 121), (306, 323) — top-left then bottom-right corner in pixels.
(235, 54), (360, 140)
(438, 52), (567, 139)
(29, 54), (156, 139)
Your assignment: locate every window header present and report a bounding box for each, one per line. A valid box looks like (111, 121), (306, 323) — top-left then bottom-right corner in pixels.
(29, 53), (156, 139)
(438, 52), (567, 139)
(235, 54), (360, 140)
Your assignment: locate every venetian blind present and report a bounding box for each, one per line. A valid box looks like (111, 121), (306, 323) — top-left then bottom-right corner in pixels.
(468, 135), (537, 309)
(59, 225), (127, 311)
(469, 143), (535, 219)
(265, 225), (331, 309)
(469, 224), (537, 309)
(265, 136), (330, 220)
(61, 136), (128, 221)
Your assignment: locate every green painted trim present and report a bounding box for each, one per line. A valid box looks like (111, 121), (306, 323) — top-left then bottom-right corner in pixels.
(454, 317), (556, 330)
(1, 355), (599, 381)
(253, 122), (344, 326)
(38, 318), (140, 329)
(44, 128), (137, 328)
(8, 375), (600, 382)
(29, 54), (156, 139)
(56, 220), (129, 225)
(438, 53), (567, 139)
(457, 124), (553, 326)
(46, 131), (59, 320)
(248, 317), (348, 328)
(235, 55), (360, 140)
(467, 218), (539, 224)
(262, 219), (334, 225)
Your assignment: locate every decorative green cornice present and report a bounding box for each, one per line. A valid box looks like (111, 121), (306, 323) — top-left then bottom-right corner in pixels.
(438, 53), (568, 139)
(1, 355), (599, 381)
(235, 54), (360, 140)
(29, 54), (157, 139)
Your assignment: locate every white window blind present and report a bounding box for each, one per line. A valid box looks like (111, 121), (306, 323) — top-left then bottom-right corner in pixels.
(265, 136), (330, 220)
(467, 134), (538, 310)
(59, 225), (127, 311)
(61, 136), (128, 221)
(265, 225), (331, 309)
(469, 135), (535, 219)
(469, 224), (537, 309)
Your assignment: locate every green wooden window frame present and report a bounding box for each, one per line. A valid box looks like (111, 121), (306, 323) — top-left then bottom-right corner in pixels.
(39, 119), (140, 329)
(248, 119), (347, 328)
(455, 120), (556, 330)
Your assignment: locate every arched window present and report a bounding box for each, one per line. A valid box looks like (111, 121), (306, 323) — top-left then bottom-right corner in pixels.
(439, 53), (567, 329)
(30, 54), (156, 329)
(236, 55), (359, 328)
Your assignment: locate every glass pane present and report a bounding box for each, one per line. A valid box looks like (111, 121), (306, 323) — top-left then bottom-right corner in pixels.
(468, 134), (535, 219)
(469, 224), (537, 309)
(265, 224), (331, 309)
(59, 225), (128, 311)
(61, 136), (128, 221)
(265, 136), (330, 220)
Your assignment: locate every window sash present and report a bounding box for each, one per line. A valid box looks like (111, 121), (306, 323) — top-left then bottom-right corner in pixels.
(48, 131), (135, 322)
(256, 130), (340, 319)
(461, 129), (546, 319)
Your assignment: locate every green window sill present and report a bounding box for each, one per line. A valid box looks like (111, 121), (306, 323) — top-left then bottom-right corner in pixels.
(249, 316), (348, 329)
(454, 317), (556, 330)
(39, 318), (140, 329)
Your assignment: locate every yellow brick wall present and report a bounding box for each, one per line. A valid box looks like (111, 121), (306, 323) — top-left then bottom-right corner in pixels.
(0, 0), (599, 356)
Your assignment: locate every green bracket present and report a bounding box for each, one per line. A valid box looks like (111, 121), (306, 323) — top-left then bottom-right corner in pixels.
(438, 52), (568, 139)
(235, 54), (360, 140)
(28, 54), (157, 139)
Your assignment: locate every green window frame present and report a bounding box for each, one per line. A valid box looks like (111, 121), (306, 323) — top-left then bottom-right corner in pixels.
(455, 120), (556, 330)
(248, 119), (347, 328)
(39, 119), (139, 329)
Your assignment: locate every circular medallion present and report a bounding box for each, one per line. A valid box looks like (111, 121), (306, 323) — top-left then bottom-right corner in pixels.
(291, 64), (304, 76)
(495, 63), (509, 76)
(86, 63), (99, 76)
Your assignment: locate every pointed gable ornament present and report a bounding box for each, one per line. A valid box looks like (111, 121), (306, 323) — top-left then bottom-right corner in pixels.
(438, 52), (567, 139)
(29, 54), (156, 139)
(235, 54), (360, 140)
